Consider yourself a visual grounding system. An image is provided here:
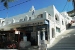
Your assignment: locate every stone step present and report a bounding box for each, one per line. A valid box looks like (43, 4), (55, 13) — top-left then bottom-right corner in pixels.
(54, 45), (75, 47)
(48, 48), (75, 50)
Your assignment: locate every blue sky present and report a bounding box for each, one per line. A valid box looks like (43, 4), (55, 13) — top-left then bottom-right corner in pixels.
(0, 0), (73, 18)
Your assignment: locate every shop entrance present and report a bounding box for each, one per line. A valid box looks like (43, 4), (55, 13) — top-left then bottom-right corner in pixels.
(24, 26), (38, 46)
(18, 24), (49, 46)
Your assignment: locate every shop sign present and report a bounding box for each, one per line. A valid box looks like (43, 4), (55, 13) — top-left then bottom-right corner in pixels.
(20, 22), (44, 27)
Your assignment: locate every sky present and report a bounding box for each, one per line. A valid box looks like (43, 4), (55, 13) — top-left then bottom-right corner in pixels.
(0, 0), (74, 18)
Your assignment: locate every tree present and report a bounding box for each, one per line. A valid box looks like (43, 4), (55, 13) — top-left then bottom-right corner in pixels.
(0, 0), (15, 9)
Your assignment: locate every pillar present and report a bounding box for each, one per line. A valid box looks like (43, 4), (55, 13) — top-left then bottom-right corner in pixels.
(42, 28), (46, 40)
(38, 31), (41, 46)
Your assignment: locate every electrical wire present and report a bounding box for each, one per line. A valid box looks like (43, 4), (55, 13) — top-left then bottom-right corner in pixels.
(62, 0), (68, 12)
(67, 2), (69, 11)
(0, 0), (31, 11)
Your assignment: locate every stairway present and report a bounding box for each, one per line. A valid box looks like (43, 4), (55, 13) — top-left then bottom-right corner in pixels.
(48, 26), (75, 50)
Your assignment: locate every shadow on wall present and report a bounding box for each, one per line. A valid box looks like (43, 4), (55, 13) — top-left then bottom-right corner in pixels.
(67, 24), (75, 30)
(66, 23), (72, 29)
(68, 26), (75, 30)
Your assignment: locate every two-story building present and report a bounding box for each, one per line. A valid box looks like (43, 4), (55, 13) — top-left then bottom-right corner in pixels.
(0, 5), (72, 48)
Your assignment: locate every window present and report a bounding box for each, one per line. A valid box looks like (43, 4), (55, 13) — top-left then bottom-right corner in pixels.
(39, 22), (43, 25)
(38, 22), (39, 24)
(24, 18), (25, 21)
(20, 19), (23, 22)
(49, 14), (51, 16)
(40, 22), (43, 24)
(40, 14), (43, 18)
(32, 23), (37, 26)
(62, 20), (64, 25)
(52, 28), (55, 38)
(55, 17), (57, 20)
(55, 14), (59, 21)
(37, 14), (43, 18)
(48, 14), (51, 19)
(56, 27), (60, 33)
(29, 17), (31, 20)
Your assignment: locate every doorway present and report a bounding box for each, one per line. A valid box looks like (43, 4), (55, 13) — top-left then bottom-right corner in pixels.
(52, 28), (55, 38)
(25, 26), (38, 46)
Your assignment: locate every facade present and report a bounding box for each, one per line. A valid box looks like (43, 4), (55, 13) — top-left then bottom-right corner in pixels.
(61, 12), (72, 29)
(67, 10), (75, 23)
(0, 5), (72, 48)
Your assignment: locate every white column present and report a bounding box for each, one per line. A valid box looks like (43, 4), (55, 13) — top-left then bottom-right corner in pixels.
(42, 28), (46, 40)
(38, 31), (41, 46)
(43, 31), (45, 40)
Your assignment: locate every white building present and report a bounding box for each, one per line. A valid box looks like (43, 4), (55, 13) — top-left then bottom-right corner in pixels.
(0, 5), (72, 48)
(61, 12), (72, 29)
(61, 12), (72, 24)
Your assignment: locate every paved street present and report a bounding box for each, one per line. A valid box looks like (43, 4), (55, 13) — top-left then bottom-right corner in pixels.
(48, 24), (75, 50)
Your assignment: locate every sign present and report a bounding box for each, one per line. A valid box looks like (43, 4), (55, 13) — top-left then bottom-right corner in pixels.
(20, 22), (44, 27)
